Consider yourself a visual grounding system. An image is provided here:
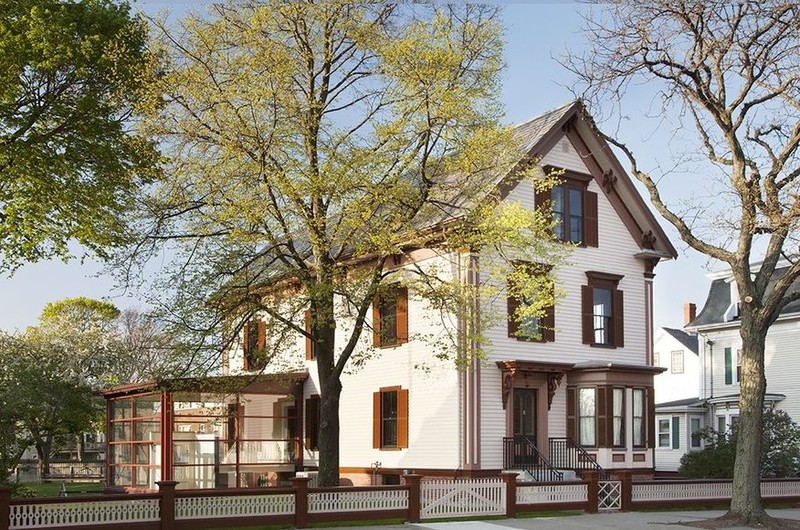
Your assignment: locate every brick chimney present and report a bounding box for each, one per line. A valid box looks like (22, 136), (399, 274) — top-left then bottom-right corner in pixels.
(684, 303), (697, 327)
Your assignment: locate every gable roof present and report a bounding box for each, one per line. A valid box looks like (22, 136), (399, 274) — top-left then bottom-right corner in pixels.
(508, 100), (678, 261)
(661, 327), (698, 354)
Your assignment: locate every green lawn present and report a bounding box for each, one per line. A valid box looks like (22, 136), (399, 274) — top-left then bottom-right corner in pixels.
(14, 481), (105, 498)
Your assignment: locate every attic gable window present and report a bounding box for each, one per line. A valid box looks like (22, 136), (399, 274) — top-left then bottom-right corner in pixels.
(243, 319), (267, 371)
(373, 286), (408, 348)
(536, 167), (598, 247)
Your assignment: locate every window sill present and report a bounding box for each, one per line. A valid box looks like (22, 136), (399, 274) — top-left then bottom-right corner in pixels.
(378, 447), (404, 451)
(376, 341), (408, 349)
(590, 343), (617, 349)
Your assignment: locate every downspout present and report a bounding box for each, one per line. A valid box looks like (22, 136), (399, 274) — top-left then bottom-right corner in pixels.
(706, 339), (714, 399)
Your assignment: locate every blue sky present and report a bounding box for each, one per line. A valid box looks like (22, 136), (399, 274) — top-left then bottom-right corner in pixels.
(0, 2), (712, 332)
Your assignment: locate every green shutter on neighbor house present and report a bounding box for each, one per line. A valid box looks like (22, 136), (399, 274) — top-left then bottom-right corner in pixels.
(672, 416), (680, 449)
(724, 347), (733, 385)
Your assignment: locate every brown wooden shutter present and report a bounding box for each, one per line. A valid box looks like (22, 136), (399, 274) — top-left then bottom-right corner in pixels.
(257, 320), (266, 350)
(566, 387), (576, 440)
(397, 288), (408, 344)
(542, 304), (556, 342)
(613, 289), (624, 348)
(584, 190), (598, 247)
(596, 386), (608, 448)
(535, 183), (552, 216)
(647, 387), (656, 449)
(372, 391), (381, 448)
(372, 296), (381, 347)
(507, 290), (520, 338)
(581, 285), (594, 344)
(305, 310), (313, 360)
(305, 396), (319, 450)
(398, 388), (409, 448)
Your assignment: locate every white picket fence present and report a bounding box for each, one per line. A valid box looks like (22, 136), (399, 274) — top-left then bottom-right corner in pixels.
(517, 482), (587, 505)
(176, 493), (294, 519)
(308, 489), (408, 513)
(420, 478), (505, 520)
(9, 498), (159, 529)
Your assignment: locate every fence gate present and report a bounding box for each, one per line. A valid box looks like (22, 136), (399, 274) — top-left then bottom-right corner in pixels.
(598, 480), (621, 510)
(420, 478), (505, 520)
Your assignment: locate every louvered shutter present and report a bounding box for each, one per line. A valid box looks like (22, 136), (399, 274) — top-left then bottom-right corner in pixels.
(398, 389), (409, 448)
(613, 289), (624, 348)
(372, 392), (381, 448)
(584, 191), (598, 247)
(397, 288), (408, 344)
(581, 285), (594, 344)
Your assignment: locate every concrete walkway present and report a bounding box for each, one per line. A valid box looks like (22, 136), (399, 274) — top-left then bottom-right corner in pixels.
(320, 509), (800, 529)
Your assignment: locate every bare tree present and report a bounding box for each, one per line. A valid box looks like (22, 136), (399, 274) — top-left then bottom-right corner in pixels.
(565, 1), (800, 525)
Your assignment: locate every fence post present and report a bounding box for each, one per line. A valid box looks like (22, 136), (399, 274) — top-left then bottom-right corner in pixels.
(290, 476), (311, 529)
(499, 472), (518, 518)
(402, 474), (422, 523)
(581, 470), (598, 513)
(617, 470), (632, 511)
(0, 487), (10, 530)
(156, 480), (178, 530)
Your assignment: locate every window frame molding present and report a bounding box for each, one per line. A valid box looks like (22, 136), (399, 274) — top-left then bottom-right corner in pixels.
(243, 318), (267, 371)
(538, 166), (598, 247)
(507, 261), (555, 342)
(372, 386), (409, 450)
(582, 271), (624, 348)
(372, 285), (409, 348)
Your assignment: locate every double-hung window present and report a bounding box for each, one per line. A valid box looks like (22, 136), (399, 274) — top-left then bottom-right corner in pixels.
(582, 271), (624, 348)
(578, 388), (596, 447)
(507, 261), (555, 342)
(372, 387), (409, 449)
(373, 286), (408, 348)
(612, 388), (624, 447)
(243, 319), (267, 371)
(632, 388), (646, 447)
(536, 167), (598, 246)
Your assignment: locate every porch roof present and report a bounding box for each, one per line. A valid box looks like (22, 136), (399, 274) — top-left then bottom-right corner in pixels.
(706, 392), (785, 407)
(100, 371), (309, 398)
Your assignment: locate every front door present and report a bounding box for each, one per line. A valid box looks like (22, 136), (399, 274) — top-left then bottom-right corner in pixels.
(513, 388), (537, 440)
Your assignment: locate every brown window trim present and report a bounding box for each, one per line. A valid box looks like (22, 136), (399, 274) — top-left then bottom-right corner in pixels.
(507, 261), (555, 342)
(581, 271), (624, 348)
(372, 385), (408, 450)
(243, 319), (267, 371)
(372, 286), (409, 348)
(537, 166), (598, 247)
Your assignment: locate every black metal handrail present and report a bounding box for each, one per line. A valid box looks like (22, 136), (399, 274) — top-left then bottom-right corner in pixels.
(547, 437), (610, 480)
(503, 436), (564, 481)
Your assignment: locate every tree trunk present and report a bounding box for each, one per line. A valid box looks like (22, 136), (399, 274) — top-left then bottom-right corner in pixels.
(313, 273), (342, 488)
(36, 437), (52, 479)
(727, 317), (768, 524)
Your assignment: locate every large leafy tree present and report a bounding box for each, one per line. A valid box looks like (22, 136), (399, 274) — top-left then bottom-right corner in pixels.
(567, 1), (800, 525)
(0, 0), (158, 272)
(127, 1), (561, 487)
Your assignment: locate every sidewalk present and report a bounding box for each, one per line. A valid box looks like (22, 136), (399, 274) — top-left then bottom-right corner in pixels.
(320, 509), (800, 529)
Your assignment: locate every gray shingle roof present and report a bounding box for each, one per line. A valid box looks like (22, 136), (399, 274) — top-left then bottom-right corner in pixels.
(512, 101), (578, 153)
(689, 266), (800, 327)
(662, 327), (698, 354)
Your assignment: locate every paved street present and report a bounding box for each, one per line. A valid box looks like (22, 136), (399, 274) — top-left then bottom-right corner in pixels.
(320, 509), (800, 529)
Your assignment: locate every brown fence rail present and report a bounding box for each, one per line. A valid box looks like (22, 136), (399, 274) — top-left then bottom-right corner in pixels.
(3, 473), (800, 530)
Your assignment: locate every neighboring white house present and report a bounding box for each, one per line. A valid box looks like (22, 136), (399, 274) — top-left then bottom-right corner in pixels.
(221, 101), (678, 485)
(653, 323), (703, 474)
(686, 264), (796, 433)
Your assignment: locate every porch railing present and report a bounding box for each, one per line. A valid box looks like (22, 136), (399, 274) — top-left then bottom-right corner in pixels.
(548, 438), (610, 480)
(502, 436), (563, 481)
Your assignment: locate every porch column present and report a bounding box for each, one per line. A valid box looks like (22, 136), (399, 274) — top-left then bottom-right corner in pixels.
(644, 270), (655, 366)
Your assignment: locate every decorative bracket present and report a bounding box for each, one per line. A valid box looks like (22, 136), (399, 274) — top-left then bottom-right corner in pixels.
(547, 373), (564, 410)
(602, 170), (618, 193)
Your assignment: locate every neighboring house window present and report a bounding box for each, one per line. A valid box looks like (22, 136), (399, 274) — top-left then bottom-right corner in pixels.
(612, 388), (624, 447)
(373, 286), (408, 348)
(690, 417), (703, 449)
(372, 387), (409, 449)
(582, 271), (624, 347)
(507, 262), (555, 342)
(658, 418), (670, 448)
(724, 347), (742, 384)
(671, 416), (680, 449)
(653, 353), (659, 367)
(305, 395), (320, 451)
(578, 388), (596, 447)
(632, 388), (646, 447)
(304, 310), (316, 360)
(536, 167), (598, 246)
(243, 319), (267, 371)
(671, 350), (684, 374)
